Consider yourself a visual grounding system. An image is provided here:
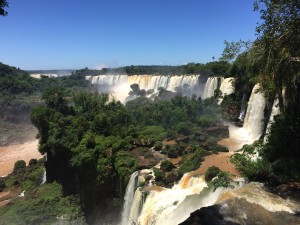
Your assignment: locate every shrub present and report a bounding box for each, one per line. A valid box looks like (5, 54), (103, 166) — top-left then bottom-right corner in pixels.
(210, 171), (234, 191)
(160, 160), (175, 172)
(154, 141), (163, 151)
(153, 168), (165, 183)
(230, 142), (273, 181)
(0, 178), (5, 191)
(205, 166), (221, 182)
(178, 148), (205, 177)
(209, 143), (229, 153)
(29, 158), (38, 166)
(161, 145), (183, 158)
(196, 115), (214, 127)
(13, 160), (26, 173)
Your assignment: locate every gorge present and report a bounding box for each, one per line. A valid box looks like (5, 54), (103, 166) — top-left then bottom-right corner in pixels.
(83, 73), (299, 225)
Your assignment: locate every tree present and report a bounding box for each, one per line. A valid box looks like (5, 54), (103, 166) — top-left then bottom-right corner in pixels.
(219, 40), (251, 63)
(13, 160), (26, 172)
(0, 0), (8, 16)
(251, 0), (300, 112)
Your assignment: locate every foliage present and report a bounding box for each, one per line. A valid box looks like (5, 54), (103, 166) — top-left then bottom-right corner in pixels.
(0, 181), (85, 225)
(230, 142), (273, 181)
(64, 61), (230, 76)
(0, 0), (8, 16)
(161, 145), (184, 158)
(204, 166), (221, 182)
(209, 171), (234, 191)
(160, 160), (175, 172)
(251, 0), (300, 112)
(0, 62), (90, 97)
(13, 160), (26, 173)
(30, 87), (227, 222)
(0, 178), (5, 191)
(219, 40), (250, 62)
(178, 148), (205, 177)
(115, 151), (139, 182)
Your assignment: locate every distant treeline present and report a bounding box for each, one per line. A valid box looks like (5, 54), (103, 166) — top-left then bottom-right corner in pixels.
(72, 61), (231, 77)
(26, 69), (73, 76)
(0, 62), (90, 96)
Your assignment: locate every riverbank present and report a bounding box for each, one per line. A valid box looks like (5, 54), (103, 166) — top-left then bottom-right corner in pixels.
(0, 140), (42, 177)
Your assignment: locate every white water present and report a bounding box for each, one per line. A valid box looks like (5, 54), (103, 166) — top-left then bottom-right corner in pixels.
(121, 171), (139, 225)
(264, 98), (280, 143)
(216, 182), (298, 214)
(202, 77), (219, 99)
(40, 170), (46, 185)
(128, 187), (144, 223)
(218, 77), (235, 104)
(243, 84), (266, 143)
(86, 74), (230, 102)
(86, 75), (202, 98)
(137, 174), (208, 225)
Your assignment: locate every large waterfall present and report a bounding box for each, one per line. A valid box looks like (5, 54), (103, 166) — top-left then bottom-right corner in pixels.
(121, 171), (139, 225)
(218, 77), (235, 104)
(87, 74), (202, 93)
(86, 74), (235, 102)
(121, 172), (299, 225)
(121, 172), (229, 225)
(202, 77), (219, 99)
(243, 84), (266, 142)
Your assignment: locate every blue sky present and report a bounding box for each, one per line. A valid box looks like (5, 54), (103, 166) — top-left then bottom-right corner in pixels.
(0, 0), (260, 70)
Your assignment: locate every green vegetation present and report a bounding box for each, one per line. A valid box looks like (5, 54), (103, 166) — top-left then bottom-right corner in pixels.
(223, 0), (300, 184)
(0, 0), (8, 16)
(209, 171), (234, 191)
(160, 160), (175, 172)
(178, 148), (206, 177)
(0, 62), (91, 145)
(26, 84), (227, 223)
(204, 166), (221, 182)
(67, 61), (231, 76)
(0, 160), (85, 225)
(230, 141), (273, 181)
(13, 160), (26, 173)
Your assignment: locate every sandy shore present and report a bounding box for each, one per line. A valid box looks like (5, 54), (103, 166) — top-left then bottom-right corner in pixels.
(0, 140), (42, 177)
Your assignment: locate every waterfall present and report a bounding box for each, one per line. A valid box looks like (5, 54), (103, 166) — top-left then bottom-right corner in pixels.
(243, 84), (266, 143)
(121, 171), (139, 225)
(218, 77), (235, 104)
(180, 182), (299, 225)
(128, 187), (145, 223)
(264, 98), (280, 143)
(40, 169), (46, 185)
(136, 174), (209, 225)
(202, 77), (219, 99)
(86, 74), (204, 102)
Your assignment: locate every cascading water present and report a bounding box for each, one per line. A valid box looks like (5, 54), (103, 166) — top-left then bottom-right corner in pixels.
(218, 77), (235, 104)
(86, 74), (206, 102)
(264, 98), (280, 143)
(243, 84), (266, 142)
(202, 77), (219, 99)
(121, 171), (139, 225)
(136, 174), (209, 225)
(179, 182), (299, 225)
(40, 169), (46, 185)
